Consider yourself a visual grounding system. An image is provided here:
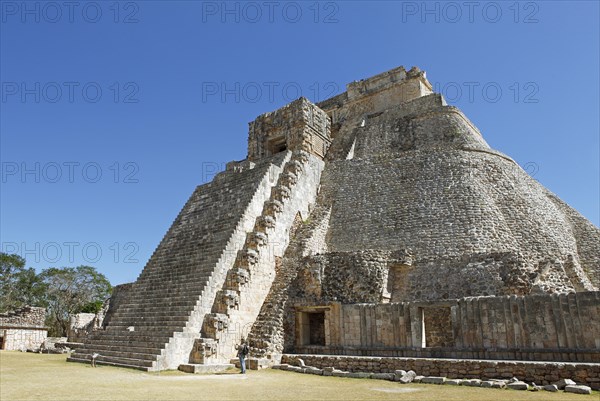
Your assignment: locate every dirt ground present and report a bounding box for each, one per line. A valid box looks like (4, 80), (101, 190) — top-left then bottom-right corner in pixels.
(0, 351), (596, 401)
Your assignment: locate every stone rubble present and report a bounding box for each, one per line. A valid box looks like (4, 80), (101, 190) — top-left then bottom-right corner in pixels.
(273, 362), (595, 395)
(564, 385), (592, 395)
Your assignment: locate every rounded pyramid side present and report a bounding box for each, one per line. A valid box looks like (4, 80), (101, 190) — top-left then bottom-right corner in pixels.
(317, 95), (599, 301)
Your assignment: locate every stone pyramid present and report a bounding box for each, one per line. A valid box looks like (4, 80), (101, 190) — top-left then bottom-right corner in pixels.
(69, 66), (599, 371)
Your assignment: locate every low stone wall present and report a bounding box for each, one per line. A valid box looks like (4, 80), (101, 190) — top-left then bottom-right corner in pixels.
(295, 345), (598, 363)
(1, 328), (47, 351)
(282, 354), (600, 390)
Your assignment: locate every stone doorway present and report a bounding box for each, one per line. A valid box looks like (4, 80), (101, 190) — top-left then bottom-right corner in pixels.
(308, 313), (325, 346)
(296, 310), (327, 347)
(423, 307), (454, 348)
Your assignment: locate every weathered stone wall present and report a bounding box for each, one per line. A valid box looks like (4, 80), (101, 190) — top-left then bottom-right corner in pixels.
(319, 148), (597, 300)
(68, 313), (96, 343)
(248, 97), (331, 161)
(294, 251), (390, 303)
(291, 292), (599, 363)
(0, 306), (47, 351)
(0, 306), (45, 327)
(317, 66), (433, 126)
(282, 354), (600, 389)
(100, 283), (133, 329)
(312, 84), (600, 303)
(1, 328), (47, 351)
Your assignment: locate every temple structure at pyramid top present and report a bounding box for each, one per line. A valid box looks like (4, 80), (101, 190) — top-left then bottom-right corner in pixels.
(68, 66), (600, 374)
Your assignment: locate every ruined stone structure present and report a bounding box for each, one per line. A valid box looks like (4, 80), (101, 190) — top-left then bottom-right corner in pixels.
(0, 306), (47, 351)
(68, 66), (599, 371)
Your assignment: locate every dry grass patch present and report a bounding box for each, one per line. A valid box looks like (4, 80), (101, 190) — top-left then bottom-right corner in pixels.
(0, 351), (596, 401)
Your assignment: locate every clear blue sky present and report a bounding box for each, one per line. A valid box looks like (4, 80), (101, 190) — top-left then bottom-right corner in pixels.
(1, 1), (598, 285)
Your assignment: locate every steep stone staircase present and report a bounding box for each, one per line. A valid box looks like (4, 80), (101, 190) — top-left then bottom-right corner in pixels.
(183, 151), (324, 367)
(67, 152), (291, 370)
(247, 202), (332, 359)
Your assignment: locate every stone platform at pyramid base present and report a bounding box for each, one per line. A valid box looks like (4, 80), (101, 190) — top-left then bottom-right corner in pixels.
(178, 363), (235, 374)
(280, 355), (600, 390)
(274, 292), (599, 366)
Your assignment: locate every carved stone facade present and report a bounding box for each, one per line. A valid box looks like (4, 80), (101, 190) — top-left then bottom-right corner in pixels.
(248, 97), (331, 161)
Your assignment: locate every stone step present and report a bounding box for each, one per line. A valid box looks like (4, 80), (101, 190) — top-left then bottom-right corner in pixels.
(136, 276), (203, 287)
(178, 363), (235, 374)
(68, 353), (155, 369)
(114, 295), (202, 307)
(112, 304), (198, 314)
(67, 356), (151, 371)
(86, 330), (173, 344)
(71, 348), (159, 362)
(104, 323), (187, 331)
(108, 314), (191, 322)
(104, 323), (188, 332)
(76, 337), (169, 350)
(72, 342), (164, 355)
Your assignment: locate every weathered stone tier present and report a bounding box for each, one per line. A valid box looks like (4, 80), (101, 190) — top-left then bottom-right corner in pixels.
(69, 152), (290, 370)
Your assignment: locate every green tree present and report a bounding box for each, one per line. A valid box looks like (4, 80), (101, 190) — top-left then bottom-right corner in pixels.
(0, 252), (27, 312)
(12, 267), (48, 308)
(40, 266), (112, 336)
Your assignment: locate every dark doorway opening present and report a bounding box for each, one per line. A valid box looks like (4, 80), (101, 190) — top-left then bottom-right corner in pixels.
(267, 135), (287, 155)
(308, 312), (325, 346)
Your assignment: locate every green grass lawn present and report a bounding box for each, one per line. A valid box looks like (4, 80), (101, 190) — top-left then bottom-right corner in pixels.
(0, 351), (596, 401)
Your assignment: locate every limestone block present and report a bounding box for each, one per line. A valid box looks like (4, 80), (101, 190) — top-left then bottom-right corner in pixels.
(531, 384), (543, 391)
(371, 373), (394, 381)
(564, 385), (592, 395)
(398, 370), (417, 384)
(507, 382), (529, 390)
(413, 375), (425, 383)
(393, 370), (406, 381)
(543, 384), (559, 392)
(555, 378), (576, 389)
(332, 370), (350, 377)
(349, 372), (372, 379)
(421, 376), (446, 385)
(306, 367), (323, 375)
(565, 385), (592, 394)
(446, 379), (463, 385)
